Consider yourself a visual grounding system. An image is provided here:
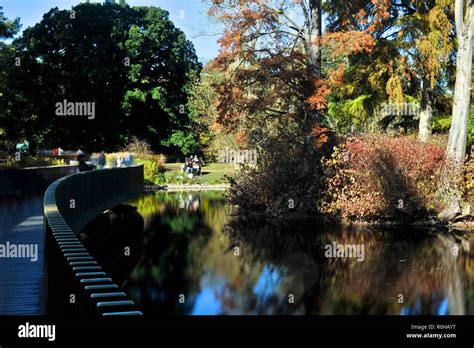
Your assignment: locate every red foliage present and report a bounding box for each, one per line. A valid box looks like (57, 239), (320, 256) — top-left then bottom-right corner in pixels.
(319, 135), (447, 221)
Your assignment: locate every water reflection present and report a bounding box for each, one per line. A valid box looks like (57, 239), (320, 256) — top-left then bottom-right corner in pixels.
(80, 205), (144, 285)
(123, 191), (474, 315)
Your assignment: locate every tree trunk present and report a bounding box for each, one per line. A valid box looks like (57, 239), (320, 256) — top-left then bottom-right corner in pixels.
(438, 0), (473, 222)
(306, 0), (322, 81)
(303, 0), (322, 123)
(446, 0), (473, 164)
(418, 87), (434, 142)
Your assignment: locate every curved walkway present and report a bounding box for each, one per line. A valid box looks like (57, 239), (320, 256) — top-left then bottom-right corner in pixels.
(0, 165), (78, 315)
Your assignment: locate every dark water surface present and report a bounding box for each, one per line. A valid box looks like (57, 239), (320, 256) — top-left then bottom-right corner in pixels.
(116, 191), (474, 316)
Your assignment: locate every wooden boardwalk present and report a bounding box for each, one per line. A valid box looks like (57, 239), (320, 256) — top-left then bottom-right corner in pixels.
(0, 196), (45, 315)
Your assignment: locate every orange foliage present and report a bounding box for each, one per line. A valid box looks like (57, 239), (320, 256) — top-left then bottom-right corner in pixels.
(310, 122), (330, 149)
(210, 121), (223, 131)
(307, 80), (332, 111)
(208, 0), (386, 129)
(321, 31), (375, 58)
(235, 131), (247, 146)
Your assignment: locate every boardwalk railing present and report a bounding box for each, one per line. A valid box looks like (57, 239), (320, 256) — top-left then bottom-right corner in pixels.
(44, 165), (144, 318)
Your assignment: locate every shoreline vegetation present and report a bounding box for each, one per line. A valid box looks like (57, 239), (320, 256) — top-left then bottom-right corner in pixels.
(145, 184), (230, 191)
(141, 178), (474, 231)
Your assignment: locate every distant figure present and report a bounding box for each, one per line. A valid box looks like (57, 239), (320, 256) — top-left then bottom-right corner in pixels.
(183, 159), (193, 175)
(97, 151), (106, 169)
(116, 157), (124, 168)
(124, 152), (133, 166)
(77, 154), (93, 172)
(192, 161), (201, 175)
(16, 140), (29, 154)
(58, 147), (64, 156)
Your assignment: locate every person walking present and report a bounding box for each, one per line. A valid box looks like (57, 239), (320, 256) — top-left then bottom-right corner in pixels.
(97, 151), (106, 169)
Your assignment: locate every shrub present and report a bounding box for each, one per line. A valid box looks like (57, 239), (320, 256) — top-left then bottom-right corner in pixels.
(123, 136), (152, 155)
(433, 114), (474, 146)
(319, 135), (446, 222)
(227, 132), (333, 218)
(464, 151), (474, 204)
(135, 157), (163, 185)
(107, 151), (167, 184)
(1, 156), (65, 168)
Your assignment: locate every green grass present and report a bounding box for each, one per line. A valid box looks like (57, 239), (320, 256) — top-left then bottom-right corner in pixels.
(160, 162), (236, 185)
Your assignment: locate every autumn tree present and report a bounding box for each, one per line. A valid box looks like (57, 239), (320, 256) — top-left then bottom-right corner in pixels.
(325, 1), (455, 140)
(207, 0), (384, 217)
(208, 0), (380, 146)
(399, 1), (454, 142)
(324, 1), (408, 134)
(187, 63), (241, 160)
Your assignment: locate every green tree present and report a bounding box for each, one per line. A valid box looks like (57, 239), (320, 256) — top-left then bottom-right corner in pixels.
(123, 6), (201, 152)
(3, 3), (200, 153)
(187, 63), (239, 160)
(0, 6), (20, 38)
(0, 6), (20, 127)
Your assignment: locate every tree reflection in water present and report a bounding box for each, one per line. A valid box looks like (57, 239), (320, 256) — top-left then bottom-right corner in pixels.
(121, 191), (474, 316)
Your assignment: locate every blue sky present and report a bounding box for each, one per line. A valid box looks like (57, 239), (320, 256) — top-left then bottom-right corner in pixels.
(0, 0), (222, 62)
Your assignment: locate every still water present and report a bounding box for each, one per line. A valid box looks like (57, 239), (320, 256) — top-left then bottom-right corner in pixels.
(107, 191), (474, 315)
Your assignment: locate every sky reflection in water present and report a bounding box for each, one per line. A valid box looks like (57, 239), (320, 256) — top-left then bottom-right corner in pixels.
(122, 191), (474, 316)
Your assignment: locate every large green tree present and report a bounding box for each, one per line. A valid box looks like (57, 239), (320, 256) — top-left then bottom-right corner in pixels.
(0, 6), (20, 127)
(3, 2), (201, 153)
(0, 6), (20, 38)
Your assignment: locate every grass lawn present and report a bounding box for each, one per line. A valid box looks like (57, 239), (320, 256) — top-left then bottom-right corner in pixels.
(161, 162), (236, 185)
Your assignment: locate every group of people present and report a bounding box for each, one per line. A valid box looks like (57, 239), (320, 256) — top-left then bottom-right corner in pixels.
(78, 151), (134, 171)
(51, 147), (64, 156)
(182, 155), (201, 177)
(95, 151), (133, 168)
(115, 152), (133, 168)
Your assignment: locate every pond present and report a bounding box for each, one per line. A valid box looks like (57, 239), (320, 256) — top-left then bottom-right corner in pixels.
(84, 190), (474, 316)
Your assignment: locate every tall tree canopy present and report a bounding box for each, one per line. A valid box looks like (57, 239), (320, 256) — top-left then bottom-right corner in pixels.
(208, 0), (382, 146)
(0, 7), (20, 39)
(325, 0), (455, 138)
(0, 6), (20, 126)
(3, 2), (201, 153)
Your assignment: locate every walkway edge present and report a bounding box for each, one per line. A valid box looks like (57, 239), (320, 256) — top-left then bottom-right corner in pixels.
(43, 165), (144, 317)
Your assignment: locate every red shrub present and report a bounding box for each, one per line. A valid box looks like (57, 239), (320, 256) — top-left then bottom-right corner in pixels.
(319, 135), (446, 222)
